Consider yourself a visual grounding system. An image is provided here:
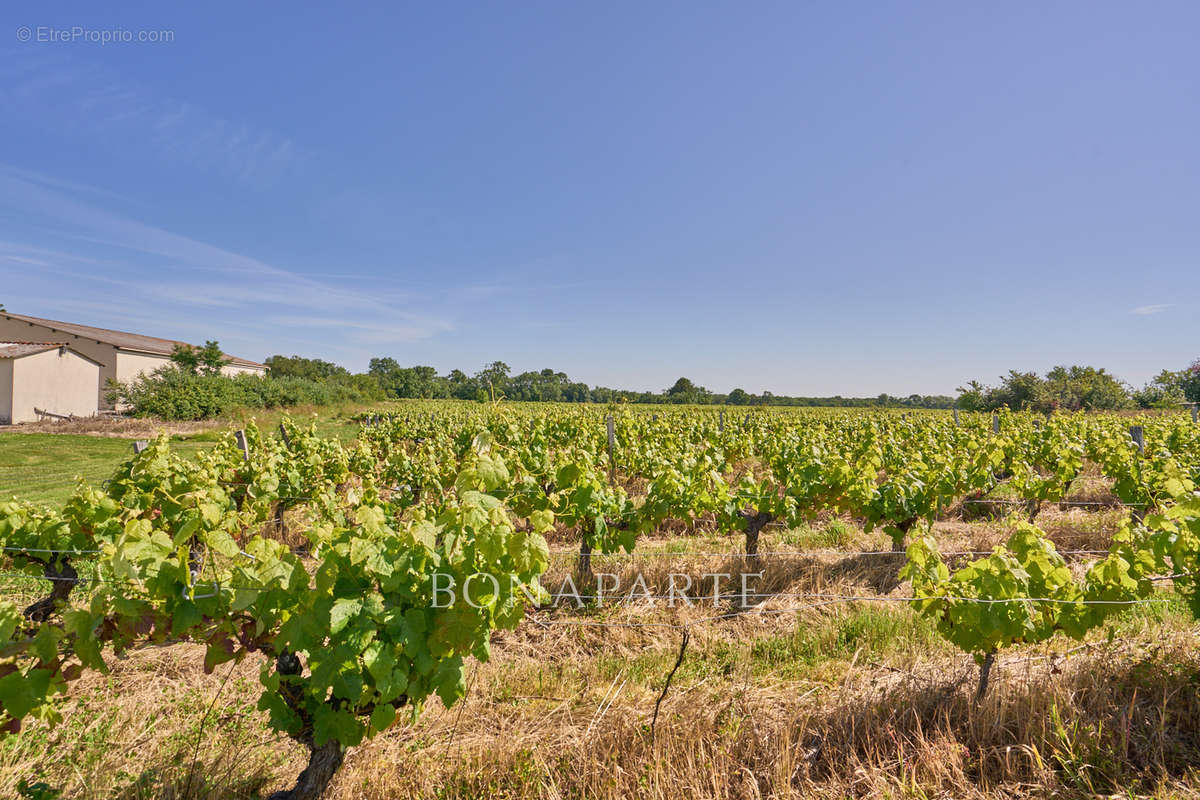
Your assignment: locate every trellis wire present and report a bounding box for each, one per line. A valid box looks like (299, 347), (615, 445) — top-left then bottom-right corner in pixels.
(536, 591), (1176, 606)
(0, 545), (1117, 564)
(0, 569), (1180, 607)
(525, 593), (1178, 633)
(961, 498), (1147, 508)
(547, 547), (1112, 559)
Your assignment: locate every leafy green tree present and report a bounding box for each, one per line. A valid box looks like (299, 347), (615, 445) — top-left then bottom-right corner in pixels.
(955, 381), (987, 412)
(412, 367), (441, 398)
(445, 369), (476, 400)
(367, 357), (400, 375)
(666, 377), (712, 404)
(727, 388), (751, 405)
(1135, 369), (1188, 408)
(266, 355), (351, 381)
(170, 343), (201, 374)
(961, 367), (1132, 413)
(667, 377), (695, 399)
(1042, 365), (1130, 411)
(509, 370), (568, 402)
(1133, 373), (1184, 408)
(991, 370), (1044, 411)
(474, 362), (510, 401)
(1186, 360), (1200, 403)
(171, 341), (226, 376)
(404, 366), (439, 399)
(1140, 360), (1200, 405)
(564, 382), (590, 402)
(196, 341), (227, 376)
(366, 360), (443, 399)
(367, 357), (403, 397)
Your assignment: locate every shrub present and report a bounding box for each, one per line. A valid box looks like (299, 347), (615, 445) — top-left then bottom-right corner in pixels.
(108, 366), (382, 420)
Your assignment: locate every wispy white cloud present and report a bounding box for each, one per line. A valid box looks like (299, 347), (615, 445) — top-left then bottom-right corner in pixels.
(266, 315), (452, 344)
(1131, 304), (1171, 316)
(0, 52), (303, 186)
(139, 280), (411, 314)
(2, 254), (50, 267)
(0, 162), (137, 205)
(0, 168), (455, 361)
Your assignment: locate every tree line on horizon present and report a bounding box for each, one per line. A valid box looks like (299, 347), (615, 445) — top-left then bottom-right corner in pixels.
(264, 353), (1200, 410)
(115, 346), (1198, 420)
(262, 355), (956, 408)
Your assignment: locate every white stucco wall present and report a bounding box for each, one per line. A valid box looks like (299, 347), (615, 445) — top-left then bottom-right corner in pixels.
(6, 348), (99, 424)
(222, 363), (267, 377)
(114, 350), (173, 383)
(0, 317), (265, 408)
(0, 360), (12, 424)
(116, 351), (264, 380)
(0, 317), (118, 406)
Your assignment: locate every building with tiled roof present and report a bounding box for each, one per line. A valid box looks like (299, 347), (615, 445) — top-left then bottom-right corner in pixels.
(0, 312), (265, 412)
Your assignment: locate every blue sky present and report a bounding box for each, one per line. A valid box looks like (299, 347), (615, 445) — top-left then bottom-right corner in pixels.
(1, 1), (1196, 396)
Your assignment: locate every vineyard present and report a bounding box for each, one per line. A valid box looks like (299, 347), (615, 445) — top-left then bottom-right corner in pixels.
(2, 404), (1200, 799)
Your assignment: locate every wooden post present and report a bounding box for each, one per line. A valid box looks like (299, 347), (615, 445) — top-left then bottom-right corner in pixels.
(278, 423), (290, 448)
(719, 409), (725, 433)
(952, 408), (959, 426)
(992, 414), (1000, 435)
(132, 440), (149, 454)
(34, 407), (74, 421)
(1129, 425), (1145, 455)
(1193, 405), (1198, 424)
(606, 415), (616, 484)
(234, 429), (250, 461)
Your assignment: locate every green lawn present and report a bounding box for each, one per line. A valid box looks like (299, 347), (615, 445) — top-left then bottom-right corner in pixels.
(0, 404), (378, 508)
(0, 434), (202, 506)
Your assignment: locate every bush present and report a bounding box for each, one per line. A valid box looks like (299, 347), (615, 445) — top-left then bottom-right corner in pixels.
(108, 367), (382, 420)
(1131, 363), (1200, 409)
(956, 366), (1131, 413)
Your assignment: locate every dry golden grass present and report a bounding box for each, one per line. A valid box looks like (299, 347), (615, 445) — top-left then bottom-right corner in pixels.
(0, 644), (292, 799)
(11, 607), (1197, 800)
(3, 510), (1198, 799)
(334, 632), (1200, 800)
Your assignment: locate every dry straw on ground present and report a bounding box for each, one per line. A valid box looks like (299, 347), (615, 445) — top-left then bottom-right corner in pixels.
(5, 609), (1198, 800)
(2, 471), (1196, 799)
